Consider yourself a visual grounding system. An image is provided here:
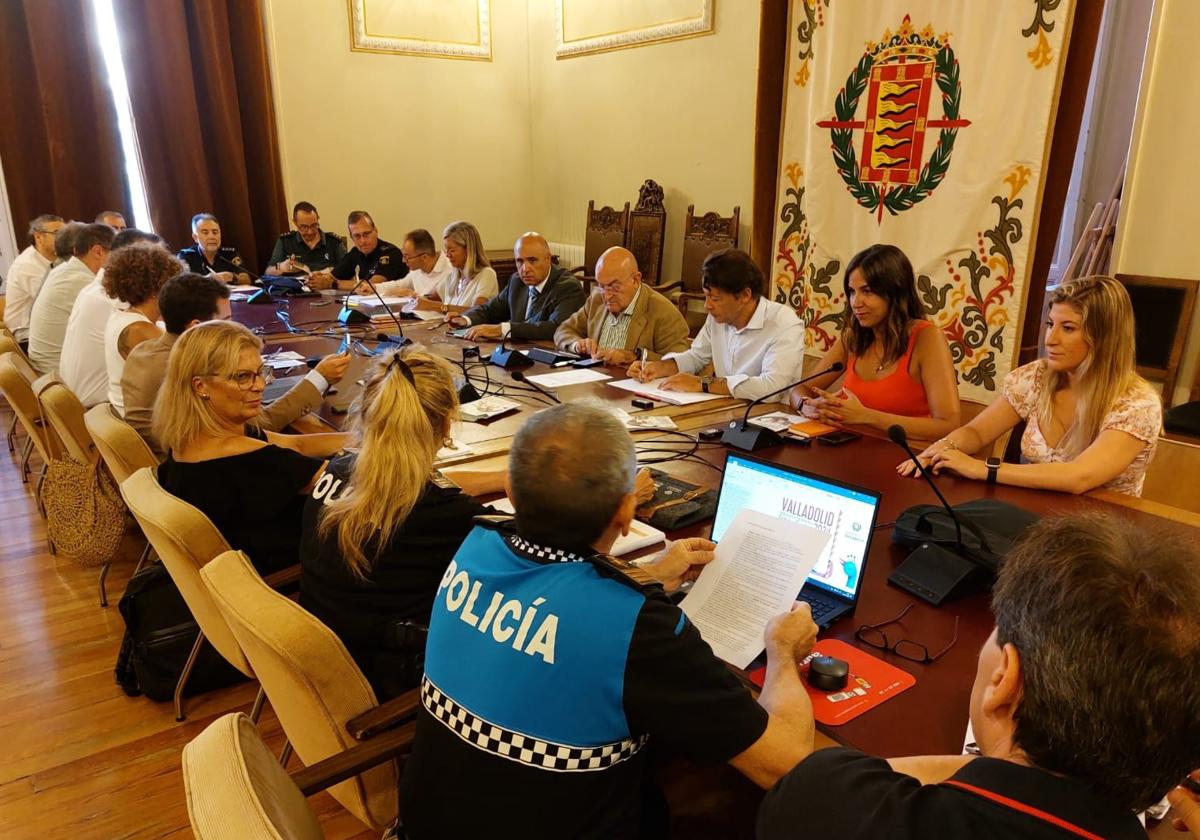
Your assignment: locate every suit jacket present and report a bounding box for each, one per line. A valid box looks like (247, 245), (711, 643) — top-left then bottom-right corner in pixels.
(554, 283), (691, 360)
(122, 332), (324, 458)
(463, 264), (585, 340)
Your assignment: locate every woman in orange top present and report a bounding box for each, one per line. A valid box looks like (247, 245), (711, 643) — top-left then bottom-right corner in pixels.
(789, 244), (960, 441)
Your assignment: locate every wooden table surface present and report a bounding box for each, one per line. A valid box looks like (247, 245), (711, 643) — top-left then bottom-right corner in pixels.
(234, 293), (1197, 834)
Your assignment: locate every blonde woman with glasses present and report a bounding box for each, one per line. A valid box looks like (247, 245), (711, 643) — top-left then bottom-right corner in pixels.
(898, 275), (1162, 495)
(414, 220), (498, 316)
(154, 321), (351, 573)
(299, 350), (506, 699)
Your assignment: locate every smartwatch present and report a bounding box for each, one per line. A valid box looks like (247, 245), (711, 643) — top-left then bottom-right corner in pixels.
(701, 375), (713, 394)
(986, 456), (1001, 485)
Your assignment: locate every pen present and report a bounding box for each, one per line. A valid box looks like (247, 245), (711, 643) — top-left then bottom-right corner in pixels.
(633, 392), (665, 403)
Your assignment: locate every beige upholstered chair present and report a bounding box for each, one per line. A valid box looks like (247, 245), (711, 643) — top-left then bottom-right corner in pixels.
(183, 712), (323, 840)
(0, 332), (27, 453)
(121, 466), (261, 722)
(36, 379), (98, 466)
(85, 404), (162, 603)
(0, 351), (60, 499)
(84, 403), (158, 483)
(201, 550), (416, 832)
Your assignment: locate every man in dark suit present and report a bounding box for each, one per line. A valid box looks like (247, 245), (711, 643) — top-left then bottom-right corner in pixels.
(451, 232), (584, 341)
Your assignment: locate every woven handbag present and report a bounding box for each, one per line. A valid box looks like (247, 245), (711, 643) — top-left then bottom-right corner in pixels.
(37, 383), (127, 568)
(42, 456), (127, 567)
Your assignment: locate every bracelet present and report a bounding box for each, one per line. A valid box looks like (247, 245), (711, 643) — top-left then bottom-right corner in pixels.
(935, 437), (960, 452)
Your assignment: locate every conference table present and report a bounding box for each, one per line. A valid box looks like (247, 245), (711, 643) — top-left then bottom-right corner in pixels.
(234, 292), (1197, 836)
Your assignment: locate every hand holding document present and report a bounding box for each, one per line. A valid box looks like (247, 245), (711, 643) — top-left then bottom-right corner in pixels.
(680, 508), (831, 668)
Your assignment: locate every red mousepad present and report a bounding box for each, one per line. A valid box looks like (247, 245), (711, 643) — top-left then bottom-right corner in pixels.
(748, 639), (916, 726)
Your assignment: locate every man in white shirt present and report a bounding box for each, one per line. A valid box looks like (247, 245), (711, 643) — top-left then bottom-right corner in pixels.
(59, 229), (163, 406)
(629, 248), (804, 401)
(360, 228), (454, 298)
(3, 214), (64, 345)
(27, 223), (115, 375)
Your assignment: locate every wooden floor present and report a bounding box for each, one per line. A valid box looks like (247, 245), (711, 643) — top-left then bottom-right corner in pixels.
(0, 404), (375, 840)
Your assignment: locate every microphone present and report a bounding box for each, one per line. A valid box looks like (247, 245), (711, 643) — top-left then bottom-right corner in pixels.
(884, 424), (996, 606)
(355, 269), (411, 347)
(488, 324), (533, 370)
(510, 369), (560, 404)
(720, 362), (845, 451)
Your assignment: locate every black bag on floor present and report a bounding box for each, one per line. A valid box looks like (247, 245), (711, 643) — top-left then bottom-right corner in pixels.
(114, 563), (247, 701)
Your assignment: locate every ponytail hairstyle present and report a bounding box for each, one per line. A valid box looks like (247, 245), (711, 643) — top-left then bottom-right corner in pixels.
(1037, 275), (1148, 454)
(318, 350), (459, 578)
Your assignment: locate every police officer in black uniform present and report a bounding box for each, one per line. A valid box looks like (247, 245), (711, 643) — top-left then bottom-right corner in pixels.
(264, 201), (347, 276)
(310, 210), (408, 291)
(176, 213), (251, 284)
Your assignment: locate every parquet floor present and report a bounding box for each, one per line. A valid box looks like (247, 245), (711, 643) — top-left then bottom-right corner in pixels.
(0, 404), (374, 839)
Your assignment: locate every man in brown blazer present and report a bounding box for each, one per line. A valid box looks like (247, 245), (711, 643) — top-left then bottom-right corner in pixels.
(121, 272), (349, 458)
(554, 246), (690, 364)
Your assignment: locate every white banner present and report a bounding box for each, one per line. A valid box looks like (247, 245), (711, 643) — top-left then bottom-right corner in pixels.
(773, 2), (1074, 400)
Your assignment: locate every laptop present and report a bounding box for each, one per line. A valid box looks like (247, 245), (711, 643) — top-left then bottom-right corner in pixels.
(710, 451), (882, 628)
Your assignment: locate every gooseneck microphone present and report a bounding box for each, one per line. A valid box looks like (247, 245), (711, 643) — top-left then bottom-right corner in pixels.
(887, 425), (966, 548)
(884, 424), (1002, 606)
(489, 325), (534, 370)
(510, 369), (561, 404)
(720, 362), (845, 451)
(356, 269), (411, 347)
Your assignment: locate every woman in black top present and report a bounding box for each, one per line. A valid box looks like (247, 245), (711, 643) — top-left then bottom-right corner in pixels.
(299, 349), (506, 699)
(154, 320), (349, 574)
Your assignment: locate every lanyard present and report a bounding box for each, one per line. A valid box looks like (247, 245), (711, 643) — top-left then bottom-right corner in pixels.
(942, 780), (1106, 840)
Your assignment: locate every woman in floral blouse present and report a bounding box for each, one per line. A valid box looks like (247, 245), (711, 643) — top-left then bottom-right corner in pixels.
(897, 275), (1161, 496)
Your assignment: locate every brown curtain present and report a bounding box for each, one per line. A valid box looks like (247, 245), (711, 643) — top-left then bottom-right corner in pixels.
(0, 0), (131, 236)
(113, 0), (286, 270)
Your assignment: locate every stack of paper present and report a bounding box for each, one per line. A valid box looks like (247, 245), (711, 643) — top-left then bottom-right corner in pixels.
(485, 498), (666, 556)
(460, 396), (522, 422)
(524, 369), (612, 388)
(606, 377), (724, 406)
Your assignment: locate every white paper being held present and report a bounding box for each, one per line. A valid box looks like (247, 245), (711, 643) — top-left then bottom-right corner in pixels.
(680, 508), (831, 669)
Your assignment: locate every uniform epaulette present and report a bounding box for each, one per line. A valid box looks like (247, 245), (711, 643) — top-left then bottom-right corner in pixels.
(472, 514), (515, 532)
(589, 553), (662, 592)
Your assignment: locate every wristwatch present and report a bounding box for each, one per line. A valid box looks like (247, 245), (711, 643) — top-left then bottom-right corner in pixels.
(440, 303), (449, 314)
(701, 375), (713, 393)
(986, 456), (1001, 484)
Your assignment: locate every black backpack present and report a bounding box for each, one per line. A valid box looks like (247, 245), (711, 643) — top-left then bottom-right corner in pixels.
(114, 563), (247, 701)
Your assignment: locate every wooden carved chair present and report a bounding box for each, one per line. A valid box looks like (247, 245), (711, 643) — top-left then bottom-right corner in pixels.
(571, 201), (630, 293)
(676, 204), (741, 336)
(626, 179), (668, 289)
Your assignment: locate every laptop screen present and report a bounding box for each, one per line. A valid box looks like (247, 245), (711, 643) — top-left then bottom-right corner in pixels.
(711, 451), (882, 601)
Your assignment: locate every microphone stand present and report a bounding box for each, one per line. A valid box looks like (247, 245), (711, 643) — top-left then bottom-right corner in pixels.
(510, 369), (561, 404)
(349, 268), (411, 347)
(885, 424), (995, 605)
(489, 325), (533, 370)
(720, 362), (844, 451)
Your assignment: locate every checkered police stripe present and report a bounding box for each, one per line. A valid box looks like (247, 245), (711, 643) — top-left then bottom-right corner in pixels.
(422, 677), (647, 772)
(507, 534), (588, 565)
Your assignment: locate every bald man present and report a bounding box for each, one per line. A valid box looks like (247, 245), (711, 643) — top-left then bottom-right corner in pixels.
(451, 232), (584, 342)
(554, 246), (691, 364)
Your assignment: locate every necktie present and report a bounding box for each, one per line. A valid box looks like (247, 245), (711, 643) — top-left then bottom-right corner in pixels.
(525, 287), (538, 320)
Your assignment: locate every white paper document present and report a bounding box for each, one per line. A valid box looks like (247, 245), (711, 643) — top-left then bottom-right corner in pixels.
(606, 377), (725, 405)
(525, 368), (612, 388)
(604, 407), (678, 431)
(346, 294), (409, 307)
(680, 509), (831, 668)
(485, 497), (666, 556)
(460, 396), (522, 422)
(435, 439), (476, 463)
(749, 411), (804, 432)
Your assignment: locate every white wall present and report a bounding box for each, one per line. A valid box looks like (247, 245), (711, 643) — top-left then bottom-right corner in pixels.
(1113, 0), (1200, 405)
(262, 1), (761, 278)
(262, 0), (534, 251)
(525, 1), (761, 277)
